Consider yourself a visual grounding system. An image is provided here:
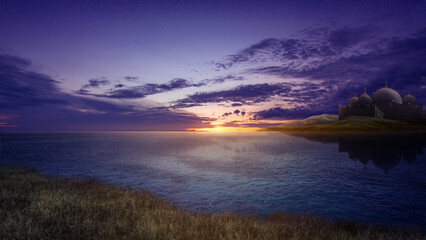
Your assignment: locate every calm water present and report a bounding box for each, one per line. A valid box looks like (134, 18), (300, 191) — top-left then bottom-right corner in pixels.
(1, 131), (425, 229)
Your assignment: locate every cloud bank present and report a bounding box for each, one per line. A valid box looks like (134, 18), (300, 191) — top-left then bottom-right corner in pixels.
(77, 75), (245, 99)
(209, 26), (426, 119)
(0, 51), (213, 131)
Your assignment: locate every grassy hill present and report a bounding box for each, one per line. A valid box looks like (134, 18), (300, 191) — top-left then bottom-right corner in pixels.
(278, 114), (339, 127)
(265, 115), (426, 132)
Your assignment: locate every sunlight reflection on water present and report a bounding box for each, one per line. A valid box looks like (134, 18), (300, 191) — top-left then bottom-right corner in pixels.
(1, 131), (425, 229)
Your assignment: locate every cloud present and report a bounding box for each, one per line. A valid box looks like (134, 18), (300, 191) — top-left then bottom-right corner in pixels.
(327, 25), (375, 49)
(0, 52), (214, 131)
(291, 28), (426, 103)
(81, 78), (111, 88)
(3, 24), (426, 126)
(125, 76), (139, 81)
(171, 80), (332, 111)
(201, 75), (245, 84)
(0, 52), (67, 110)
(212, 26), (426, 119)
(105, 78), (205, 99)
(77, 78), (204, 99)
(216, 25), (377, 72)
(78, 74), (245, 99)
(222, 112), (232, 117)
(220, 110), (246, 118)
(0, 50), (32, 68)
(172, 83), (292, 108)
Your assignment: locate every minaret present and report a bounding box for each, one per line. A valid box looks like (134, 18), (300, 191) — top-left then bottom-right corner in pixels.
(385, 80), (388, 88)
(364, 88), (367, 94)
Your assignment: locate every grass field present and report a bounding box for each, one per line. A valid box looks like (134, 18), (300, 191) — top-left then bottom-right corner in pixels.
(0, 166), (423, 239)
(265, 116), (426, 132)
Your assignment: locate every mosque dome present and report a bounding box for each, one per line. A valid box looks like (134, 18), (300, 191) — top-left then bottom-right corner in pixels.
(358, 88), (372, 104)
(372, 81), (402, 104)
(348, 95), (358, 105)
(403, 93), (416, 104)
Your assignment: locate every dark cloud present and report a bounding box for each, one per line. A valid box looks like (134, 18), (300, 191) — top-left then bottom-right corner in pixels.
(172, 83), (292, 108)
(327, 25), (375, 49)
(233, 109), (240, 115)
(214, 26), (426, 119)
(0, 52), (67, 109)
(201, 75), (245, 84)
(217, 25), (377, 71)
(106, 78), (205, 99)
(171, 81), (332, 113)
(125, 76), (139, 81)
(0, 50), (32, 68)
(76, 78), (111, 95)
(292, 28), (426, 103)
(78, 74), (245, 99)
(222, 112), (232, 117)
(0, 52), (214, 131)
(78, 78), (205, 99)
(81, 78), (110, 88)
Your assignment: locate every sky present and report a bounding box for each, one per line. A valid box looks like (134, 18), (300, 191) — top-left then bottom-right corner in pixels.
(1, 0), (426, 131)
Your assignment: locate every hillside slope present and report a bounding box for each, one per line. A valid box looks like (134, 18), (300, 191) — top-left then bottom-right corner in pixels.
(266, 115), (426, 132)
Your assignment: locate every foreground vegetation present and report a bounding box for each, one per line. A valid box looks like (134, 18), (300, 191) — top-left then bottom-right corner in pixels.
(265, 116), (426, 132)
(0, 166), (423, 240)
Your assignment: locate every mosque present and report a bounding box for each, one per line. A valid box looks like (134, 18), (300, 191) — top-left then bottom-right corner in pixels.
(338, 81), (425, 121)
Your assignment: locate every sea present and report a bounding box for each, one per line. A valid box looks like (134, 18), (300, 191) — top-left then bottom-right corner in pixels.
(1, 131), (425, 230)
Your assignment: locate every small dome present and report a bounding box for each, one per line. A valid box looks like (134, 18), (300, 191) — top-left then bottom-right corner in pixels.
(403, 93), (416, 104)
(372, 81), (402, 104)
(358, 88), (372, 104)
(348, 96), (358, 105)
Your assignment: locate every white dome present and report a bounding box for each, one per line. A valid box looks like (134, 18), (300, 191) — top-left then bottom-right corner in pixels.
(372, 83), (402, 104)
(403, 94), (416, 104)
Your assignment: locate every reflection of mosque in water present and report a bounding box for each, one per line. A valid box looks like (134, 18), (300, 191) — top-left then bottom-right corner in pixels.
(285, 132), (426, 173)
(337, 134), (425, 173)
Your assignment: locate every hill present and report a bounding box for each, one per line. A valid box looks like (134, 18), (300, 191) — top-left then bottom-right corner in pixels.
(265, 115), (426, 132)
(278, 114), (339, 127)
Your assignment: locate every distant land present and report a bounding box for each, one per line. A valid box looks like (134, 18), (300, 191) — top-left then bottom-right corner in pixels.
(264, 114), (426, 132)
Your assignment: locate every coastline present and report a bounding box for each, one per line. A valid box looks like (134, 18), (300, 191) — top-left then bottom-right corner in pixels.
(0, 165), (423, 240)
(262, 116), (426, 132)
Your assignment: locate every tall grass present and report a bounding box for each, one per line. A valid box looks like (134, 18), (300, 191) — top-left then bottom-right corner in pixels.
(265, 116), (426, 132)
(0, 166), (423, 239)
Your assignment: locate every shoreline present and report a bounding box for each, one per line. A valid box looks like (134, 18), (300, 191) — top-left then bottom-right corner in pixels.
(0, 165), (423, 239)
(262, 116), (426, 132)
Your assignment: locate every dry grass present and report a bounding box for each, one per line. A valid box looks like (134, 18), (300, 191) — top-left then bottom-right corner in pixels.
(265, 117), (426, 132)
(0, 166), (423, 240)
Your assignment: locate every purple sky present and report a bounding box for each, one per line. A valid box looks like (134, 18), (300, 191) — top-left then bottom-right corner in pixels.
(1, 0), (425, 131)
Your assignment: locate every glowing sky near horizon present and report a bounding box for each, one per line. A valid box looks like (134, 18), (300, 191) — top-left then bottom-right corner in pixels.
(0, 0), (425, 131)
